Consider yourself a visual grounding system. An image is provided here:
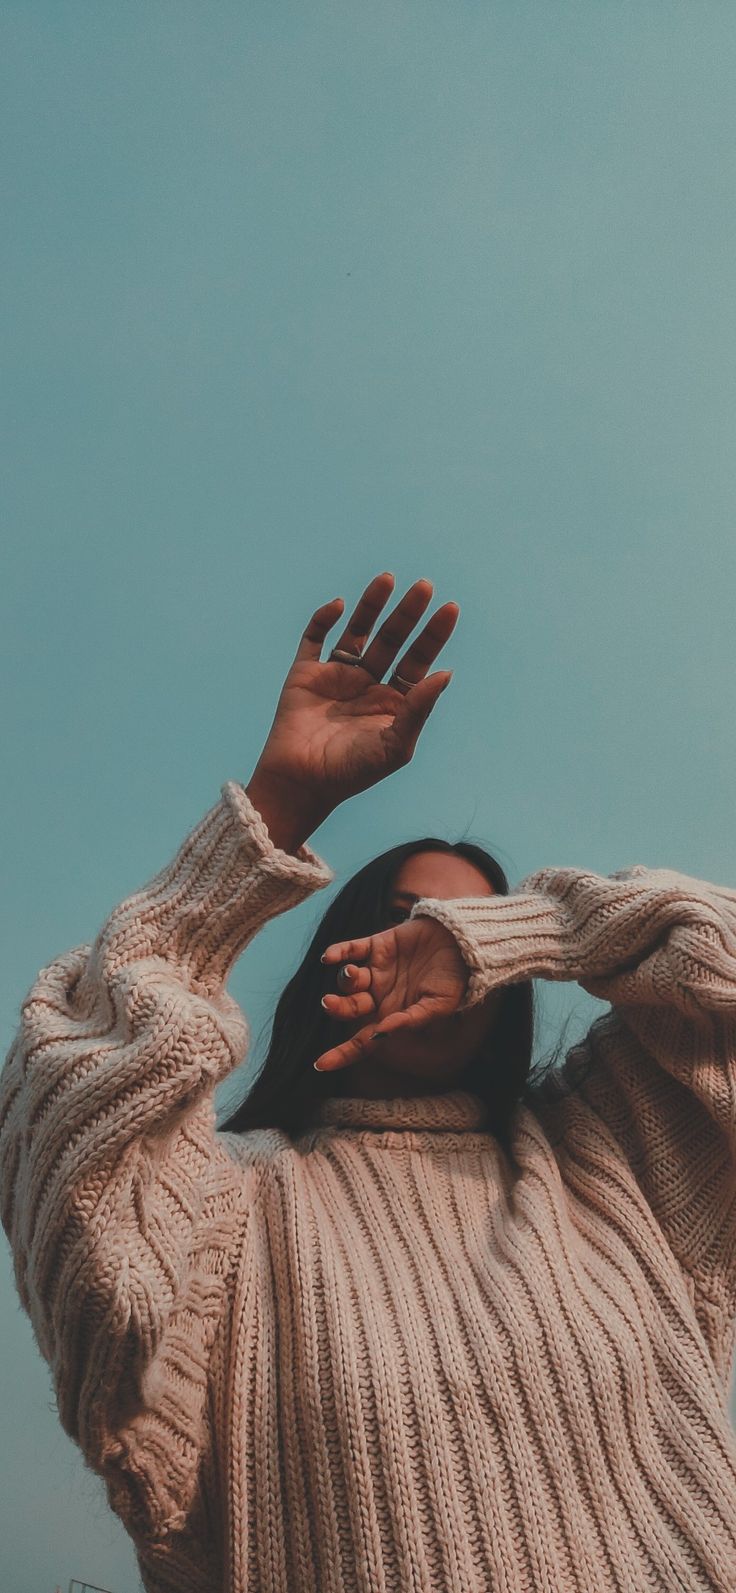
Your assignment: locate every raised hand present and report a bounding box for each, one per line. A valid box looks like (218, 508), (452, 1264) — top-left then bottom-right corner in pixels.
(248, 573), (459, 825)
(313, 915), (470, 1071)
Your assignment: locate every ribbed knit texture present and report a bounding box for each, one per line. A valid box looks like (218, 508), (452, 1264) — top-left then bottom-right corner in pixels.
(1, 782), (736, 1592)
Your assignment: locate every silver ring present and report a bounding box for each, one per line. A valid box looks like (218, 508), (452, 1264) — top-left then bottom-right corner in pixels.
(389, 671), (414, 694)
(329, 648), (364, 666)
(328, 646), (381, 682)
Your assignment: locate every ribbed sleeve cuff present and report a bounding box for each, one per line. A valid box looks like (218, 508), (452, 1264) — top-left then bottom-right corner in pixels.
(92, 781), (335, 991)
(409, 861), (736, 1014)
(409, 880), (580, 1010)
(220, 780), (334, 883)
(186, 781), (336, 982)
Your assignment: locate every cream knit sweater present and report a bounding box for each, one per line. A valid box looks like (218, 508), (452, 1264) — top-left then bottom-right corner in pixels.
(1, 781), (736, 1593)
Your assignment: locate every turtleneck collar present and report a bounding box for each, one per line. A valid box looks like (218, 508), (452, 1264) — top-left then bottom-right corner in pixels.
(312, 1088), (489, 1134)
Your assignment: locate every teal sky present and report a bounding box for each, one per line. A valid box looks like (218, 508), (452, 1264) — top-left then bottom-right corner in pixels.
(3, 6), (736, 1588)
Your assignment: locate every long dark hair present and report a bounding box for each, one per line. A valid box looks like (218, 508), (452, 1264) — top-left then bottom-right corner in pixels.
(217, 834), (589, 1159)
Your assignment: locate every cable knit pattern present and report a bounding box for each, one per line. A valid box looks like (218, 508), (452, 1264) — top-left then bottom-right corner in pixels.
(1, 786), (736, 1592)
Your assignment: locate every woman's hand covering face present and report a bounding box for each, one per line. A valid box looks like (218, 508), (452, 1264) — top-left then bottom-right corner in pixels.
(314, 916), (470, 1071)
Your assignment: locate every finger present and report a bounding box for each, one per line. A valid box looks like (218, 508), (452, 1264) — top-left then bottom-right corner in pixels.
(384, 601), (460, 692)
(321, 990), (375, 1020)
(314, 998), (448, 1071)
(314, 1022), (387, 1072)
(320, 937), (374, 964)
(293, 597), (346, 665)
(331, 963), (372, 993)
(357, 579), (435, 681)
(329, 571), (397, 661)
(390, 670), (454, 757)
(369, 999), (448, 1033)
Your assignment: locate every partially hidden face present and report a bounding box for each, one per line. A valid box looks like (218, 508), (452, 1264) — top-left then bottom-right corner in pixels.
(327, 849), (503, 1099)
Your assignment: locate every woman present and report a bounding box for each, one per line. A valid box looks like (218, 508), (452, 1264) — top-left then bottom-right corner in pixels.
(1, 571), (735, 1593)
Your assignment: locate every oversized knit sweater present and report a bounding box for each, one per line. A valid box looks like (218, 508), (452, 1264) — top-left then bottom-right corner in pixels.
(1, 782), (736, 1593)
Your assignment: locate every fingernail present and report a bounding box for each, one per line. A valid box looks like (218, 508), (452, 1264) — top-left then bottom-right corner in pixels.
(313, 1061), (327, 1071)
(320, 996), (329, 1009)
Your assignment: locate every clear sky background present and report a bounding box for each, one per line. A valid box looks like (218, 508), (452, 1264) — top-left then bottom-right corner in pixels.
(2, 5), (736, 1589)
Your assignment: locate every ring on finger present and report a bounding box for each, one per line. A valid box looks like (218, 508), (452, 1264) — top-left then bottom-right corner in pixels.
(328, 647), (381, 681)
(388, 669), (416, 693)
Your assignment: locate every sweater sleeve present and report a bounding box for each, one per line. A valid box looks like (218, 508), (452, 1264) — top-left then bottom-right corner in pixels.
(409, 864), (736, 1319)
(0, 780), (334, 1545)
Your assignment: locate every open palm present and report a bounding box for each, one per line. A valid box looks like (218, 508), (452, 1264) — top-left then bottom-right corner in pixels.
(251, 573), (459, 810)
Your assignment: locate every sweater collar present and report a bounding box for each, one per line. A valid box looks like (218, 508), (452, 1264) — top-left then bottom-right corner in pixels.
(312, 1088), (489, 1134)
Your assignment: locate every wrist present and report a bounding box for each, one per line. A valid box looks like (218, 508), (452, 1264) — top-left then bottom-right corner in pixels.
(244, 768), (335, 856)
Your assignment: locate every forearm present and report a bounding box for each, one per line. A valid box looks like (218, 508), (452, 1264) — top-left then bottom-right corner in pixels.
(411, 863), (736, 1016)
(0, 779), (334, 1394)
(0, 783), (334, 1192)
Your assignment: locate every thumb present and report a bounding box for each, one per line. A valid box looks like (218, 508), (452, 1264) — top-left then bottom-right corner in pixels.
(374, 997), (446, 1037)
(398, 670), (452, 747)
